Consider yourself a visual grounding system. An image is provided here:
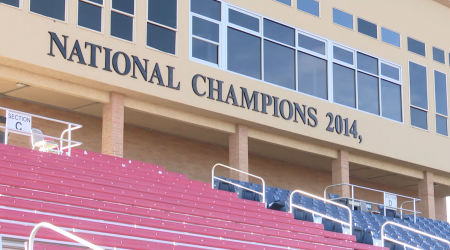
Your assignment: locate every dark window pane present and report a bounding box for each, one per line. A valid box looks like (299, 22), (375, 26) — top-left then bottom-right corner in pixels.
(263, 19), (295, 46)
(193, 17), (219, 42)
(192, 38), (218, 64)
(0, 0), (20, 7)
(147, 23), (176, 54)
(381, 63), (399, 81)
(298, 33), (325, 55)
(408, 37), (425, 56)
(333, 46), (353, 65)
(357, 18), (377, 39)
(298, 51), (327, 99)
(112, 0), (134, 14)
(191, 0), (220, 21)
(381, 28), (400, 47)
(229, 9), (259, 32)
(264, 40), (295, 90)
(357, 52), (378, 75)
(333, 8), (353, 29)
(333, 63), (356, 108)
(357, 72), (379, 115)
(433, 47), (445, 64)
(228, 28), (261, 80)
(435, 71), (448, 116)
(411, 107), (427, 130)
(381, 80), (402, 122)
(148, 0), (177, 29)
(111, 12), (133, 41)
(297, 0), (319, 17)
(30, 0), (65, 21)
(275, 0), (291, 5)
(436, 115), (448, 136)
(78, 1), (102, 32)
(88, 0), (103, 4)
(409, 62), (428, 110)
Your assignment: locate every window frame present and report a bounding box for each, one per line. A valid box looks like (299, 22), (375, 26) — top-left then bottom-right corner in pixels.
(380, 27), (401, 48)
(146, 0), (178, 56)
(110, 0), (136, 43)
(77, 0), (104, 34)
(188, 0), (403, 123)
(332, 7), (354, 31)
(29, 0), (68, 23)
(296, 0), (320, 18)
(407, 36), (426, 57)
(434, 70), (448, 136)
(432, 46), (446, 65)
(408, 60), (429, 131)
(356, 17), (378, 40)
(0, 0), (22, 9)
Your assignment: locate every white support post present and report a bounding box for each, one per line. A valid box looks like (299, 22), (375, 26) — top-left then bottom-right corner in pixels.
(0, 234), (3, 250)
(4, 110), (8, 145)
(68, 124), (72, 156)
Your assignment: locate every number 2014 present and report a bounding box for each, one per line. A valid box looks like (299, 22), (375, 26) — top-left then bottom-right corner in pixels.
(326, 113), (362, 143)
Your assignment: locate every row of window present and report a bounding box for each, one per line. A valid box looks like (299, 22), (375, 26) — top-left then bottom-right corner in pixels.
(190, 0), (403, 123)
(274, 0), (450, 66)
(409, 62), (449, 136)
(0, 0), (178, 55)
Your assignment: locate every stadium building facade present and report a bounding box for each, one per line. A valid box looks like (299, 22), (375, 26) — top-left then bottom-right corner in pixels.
(0, 0), (450, 229)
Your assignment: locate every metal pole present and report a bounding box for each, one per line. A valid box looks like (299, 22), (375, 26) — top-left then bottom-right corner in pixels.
(352, 185), (355, 211)
(68, 124), (72, 156)
(0, 234), (3, 250)
(414, 199), (416, 222)
(383, 192), (386, 216)
(4, 110), (8, 145)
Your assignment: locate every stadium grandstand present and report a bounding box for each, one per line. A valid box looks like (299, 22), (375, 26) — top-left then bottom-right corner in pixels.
(1, 0), (450, 249)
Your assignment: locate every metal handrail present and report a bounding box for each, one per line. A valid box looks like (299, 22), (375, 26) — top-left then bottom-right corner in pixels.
(28, 222), (104, 250)
(212, 163), (266, 204)
(324, 183), (420, 222)
(0, 107), (83, 156)
(400, 200), (418, 219)
(381, 221), (450, 249)
(290, 190), (353, 234)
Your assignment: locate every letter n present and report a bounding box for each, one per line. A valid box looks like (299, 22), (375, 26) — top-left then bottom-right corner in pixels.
(48, 32), (68, 59)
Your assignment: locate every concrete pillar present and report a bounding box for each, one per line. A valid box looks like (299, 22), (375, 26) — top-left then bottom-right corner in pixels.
(418, 171), (435, 219)
(331, 150), (350, 198)
(435, 196), (447, 222)
(102, 92), (125, 157)
(229, 124), (248, 181)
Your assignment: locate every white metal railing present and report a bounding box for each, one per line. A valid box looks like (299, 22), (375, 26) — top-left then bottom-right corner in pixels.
(212, 163), (266, 204)
(324, 183), (421, 222)
(381, 221), (450, 250)
(0, 107), (82, 156)
(28, 222), (104, 250)
(289, 190), (353, 234)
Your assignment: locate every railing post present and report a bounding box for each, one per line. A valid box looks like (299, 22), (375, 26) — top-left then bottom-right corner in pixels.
(4, 110), (8, 145)
(0, 234), (3, 250)
(68, 124), (72, 156)
(414, 199), (417, 222)
(352, 185), (355, 211)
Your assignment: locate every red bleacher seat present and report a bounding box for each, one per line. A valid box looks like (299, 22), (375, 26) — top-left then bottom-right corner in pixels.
(0, 144), (388, 250)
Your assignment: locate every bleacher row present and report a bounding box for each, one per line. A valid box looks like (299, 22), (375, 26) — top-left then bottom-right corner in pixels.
(215, 177), (450, 250)
(0, 144), (384, 250)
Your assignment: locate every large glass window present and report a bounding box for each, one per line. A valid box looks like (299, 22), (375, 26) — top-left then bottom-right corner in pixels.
(357, 18), (377, 39)
(409, 62), (428, 129)
(189, 2), (403, 122)
(297, 0), (319, 17)
(435, 71), (448, 136)
(191, 0), (221, 65)
(30, 0), (66, 21)
(147, 0), (177, 54)
(433, 47), (445, 64)
(408, 37), (426, 57)
(333, 8), (353, 30)
(381, 27), (400, 48)
(78, 0), (103, 32)
(111, 0), (135, 42)
(0, 0), (20, 8)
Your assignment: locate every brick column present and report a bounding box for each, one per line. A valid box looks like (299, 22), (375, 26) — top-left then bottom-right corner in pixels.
(102, 92), (125, 157)
(331, 150), (350, 198)
(418, 171), (435, 219)
(229, 124), (249, 181)
(435, 195), (447, 222)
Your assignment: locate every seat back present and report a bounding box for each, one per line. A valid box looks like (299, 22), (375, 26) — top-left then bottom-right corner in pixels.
(360, 202), (369, 212)
(218, 180), (236, 193)
(0, 130), (4, 144)
(31, 128), (45, 147)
